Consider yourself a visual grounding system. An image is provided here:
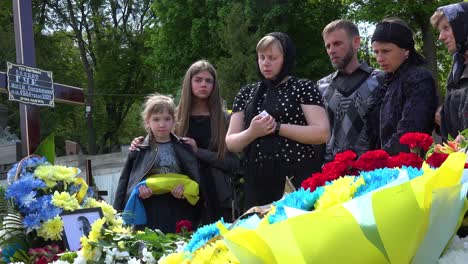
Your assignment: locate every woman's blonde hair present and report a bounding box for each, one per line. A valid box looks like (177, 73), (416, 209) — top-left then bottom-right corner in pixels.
(176, 60), (227, 158)
(141, 93), (176, 134)
(256, 35), (283, 54)
(430, 10), (445, 28)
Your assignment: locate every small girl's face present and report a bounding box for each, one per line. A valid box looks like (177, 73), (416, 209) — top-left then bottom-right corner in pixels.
(147, 110), (175, 142)
(191, 70), (214, 100)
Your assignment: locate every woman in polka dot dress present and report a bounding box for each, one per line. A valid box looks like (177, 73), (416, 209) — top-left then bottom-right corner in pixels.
(226, 32), (330, 210)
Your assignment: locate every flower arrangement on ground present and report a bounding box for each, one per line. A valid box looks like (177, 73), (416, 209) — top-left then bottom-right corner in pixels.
(0, 156), (189, 264)
(0, 155), (98, 263)
(161, 132), (468, 263)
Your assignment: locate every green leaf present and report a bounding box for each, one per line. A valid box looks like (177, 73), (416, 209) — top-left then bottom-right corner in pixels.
(34, 133), (55, 164)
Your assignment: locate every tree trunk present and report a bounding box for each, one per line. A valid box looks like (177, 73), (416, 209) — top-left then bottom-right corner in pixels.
(420, 22), (441, 101)
(64, 0), (97, 154)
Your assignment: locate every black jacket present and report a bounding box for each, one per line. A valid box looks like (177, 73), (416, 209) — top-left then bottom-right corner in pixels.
(196, 146), (239, 209)
(369, 62), (438, 155)
(195, 112), (240, 209)
(441, 65), (468, 139)
(113, 133), (201, 211)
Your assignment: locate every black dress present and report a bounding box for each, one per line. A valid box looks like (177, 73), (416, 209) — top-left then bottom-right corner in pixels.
(141, 141), (200, 233)
(187, 115), (232, 222)
(232, 76), (325, 209)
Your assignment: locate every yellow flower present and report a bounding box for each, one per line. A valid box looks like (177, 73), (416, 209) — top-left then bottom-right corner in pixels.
(111, 224), (131, 234)
(210, 240), (240, 264)
(315, 176), (365, 211)
(117, 241), (126, 250)
(37, 216), (63, 241)
(52, 191), (80, 211)
(158, 252), (189, 264)
(88, 217), (106, 243)
(34, 165), (77, 186)
(54, 165), (78, 182)
(191, 243), (216, 264)
(84, 198), (117, 225)
(190, 240), (239, 264)
(80, 236), (94, 261)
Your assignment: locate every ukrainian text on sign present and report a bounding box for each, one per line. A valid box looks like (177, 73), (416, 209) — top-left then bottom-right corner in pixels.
(7, 62), (54, 107)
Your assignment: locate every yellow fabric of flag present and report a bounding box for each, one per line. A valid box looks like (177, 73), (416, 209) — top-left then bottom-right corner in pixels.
(145, 173), (199, 205)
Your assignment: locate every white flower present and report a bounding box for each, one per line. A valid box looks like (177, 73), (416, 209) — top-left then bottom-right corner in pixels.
(174, 240), (187, 253)
(21, 191), (36, 207)
(104, 249), (115, 264)
(73, 251), (88, 264)
(128, 257), (142, 264)
(50, 261), (70, 264)
(439, 235), (468, 264)
(445, 235), (468, 251)
(142, 247), (156, 264)
(105, 247), (130, 262)
(439, 250), (468, 264)
(92, 247), (103, 262)
(10, 262), (25, 264)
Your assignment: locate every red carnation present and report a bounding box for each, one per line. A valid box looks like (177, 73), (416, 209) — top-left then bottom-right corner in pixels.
(400, 132), (434, 152)
(28, 244), (62, 264)
(176, 220), (193, 233)
(388, 152), (423, 169)
(322, 161), (351, 178)
(426, 152), (449, 168)
(302, 172), (326, 192)
(334, 150), (357, 163)
(354, 150), (390, 172)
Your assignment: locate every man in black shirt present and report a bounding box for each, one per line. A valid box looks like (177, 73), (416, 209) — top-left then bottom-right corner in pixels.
(318, 20), (381, 161)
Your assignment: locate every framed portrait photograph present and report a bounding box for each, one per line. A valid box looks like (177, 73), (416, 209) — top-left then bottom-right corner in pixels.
(61, 207), (104, 251)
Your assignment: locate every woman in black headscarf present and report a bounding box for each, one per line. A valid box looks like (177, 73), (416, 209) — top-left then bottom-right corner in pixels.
(369, 18), (439, 155)
(226, 32), (330, 210)
(431, 2), (468, 140)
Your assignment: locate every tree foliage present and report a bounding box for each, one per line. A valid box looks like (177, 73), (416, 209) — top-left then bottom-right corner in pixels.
(2, 0), (455, 154)
(346, 0), (457, 97)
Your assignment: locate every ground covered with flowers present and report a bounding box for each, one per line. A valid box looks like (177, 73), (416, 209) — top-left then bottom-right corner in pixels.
(1, 131), (468, 263)
(0, 156), (189, 264)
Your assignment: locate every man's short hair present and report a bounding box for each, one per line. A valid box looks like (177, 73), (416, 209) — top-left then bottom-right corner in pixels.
(323, 19), (360, 38)
(430, 10), (445, 28)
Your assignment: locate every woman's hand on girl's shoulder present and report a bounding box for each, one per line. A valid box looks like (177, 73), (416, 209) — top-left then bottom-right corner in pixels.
(129, 136), (144, 151)
(181, 137), (198, 153)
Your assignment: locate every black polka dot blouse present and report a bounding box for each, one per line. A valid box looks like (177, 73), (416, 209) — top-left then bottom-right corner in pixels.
(232, 76), (324, 164)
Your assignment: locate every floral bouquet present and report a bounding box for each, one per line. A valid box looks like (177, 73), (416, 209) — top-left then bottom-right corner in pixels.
(425, 128), (468, 168)
(161, 132), (468, 263)
(48, 218), (191, 264)
(0, 155), (116, 263)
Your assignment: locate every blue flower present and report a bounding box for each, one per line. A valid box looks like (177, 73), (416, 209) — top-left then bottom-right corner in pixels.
(23, 213), (41, 230)
(7, 156), (47, 184)
(19, 191), (37, 208)
(402, 166), (423, 180)
(268, 206), (287, 224)
(354, 168), (400, 198)
(22, 195), (62, 229)
(269, 187), (325, 224)
(6, 177), (46, 211)
(185, 219), (228, 252)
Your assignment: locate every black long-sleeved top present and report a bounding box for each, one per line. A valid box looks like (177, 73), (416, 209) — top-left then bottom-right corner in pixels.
(369, 62), (439, 155)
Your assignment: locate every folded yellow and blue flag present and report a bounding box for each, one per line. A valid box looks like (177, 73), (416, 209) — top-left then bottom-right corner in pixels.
(123, 173), (199, 225)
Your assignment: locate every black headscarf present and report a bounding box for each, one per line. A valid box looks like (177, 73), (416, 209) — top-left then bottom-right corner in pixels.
(438, 2), (468, 86)
(244, 32), (296, 128)
(371, 20), (426, 66)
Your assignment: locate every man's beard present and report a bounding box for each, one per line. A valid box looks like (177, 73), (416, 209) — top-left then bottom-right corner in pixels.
(332, 45), (354, 70)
